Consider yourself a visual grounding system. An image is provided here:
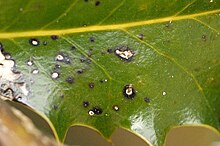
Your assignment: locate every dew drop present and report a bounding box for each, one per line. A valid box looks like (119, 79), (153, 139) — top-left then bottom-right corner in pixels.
(66, 76), (74, 84)
(51, 72), (59, 79)
(115, 46), (135, 61)
(113, 105), (119, 111)
(51, 35), (59, 40)
(32, 69), (39, 74)
(29, 38), (40, 46)
(122, 84), (136, 99)
(83, 101), (90, 108)
(162, 91), (167, 96)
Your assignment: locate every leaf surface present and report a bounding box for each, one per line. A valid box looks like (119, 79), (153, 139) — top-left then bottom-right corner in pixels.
(0, 0), (220, 145)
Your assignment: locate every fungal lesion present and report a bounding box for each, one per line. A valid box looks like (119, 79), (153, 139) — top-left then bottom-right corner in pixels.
(0, 45), (29, 102)
(122, 84), (136, 99)
(114, 46), (135, 61)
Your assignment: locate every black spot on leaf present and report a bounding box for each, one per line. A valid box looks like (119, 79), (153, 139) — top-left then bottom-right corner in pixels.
(107, 48), (113, 53)
(88, 82), (95, 88)
(95, 1), (100, 6)
(144, 97), (151, 103)
(83, 101), (90, 108)
(66, 76), (74, 84)
(92, 107), (103, 115)
(89, 37), (95, 42)
(51, 35), (59, 40)
(137, 34), (144, 40)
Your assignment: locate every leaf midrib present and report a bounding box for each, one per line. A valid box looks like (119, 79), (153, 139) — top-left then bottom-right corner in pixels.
(0, 9), (219, 39)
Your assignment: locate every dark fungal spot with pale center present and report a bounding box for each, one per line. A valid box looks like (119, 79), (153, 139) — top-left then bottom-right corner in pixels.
(29, 38), (40, 46)
(114, 46), (135, 61)
(55, 52), (71, 64)
(122, 84), (136, 99)
(66, 76), (74, 84)
(88, 82), (95, 88)
(83, 101), (90, 108)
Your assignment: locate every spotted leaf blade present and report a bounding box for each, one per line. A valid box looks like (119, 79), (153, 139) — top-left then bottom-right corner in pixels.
(0, 0), (220, 145)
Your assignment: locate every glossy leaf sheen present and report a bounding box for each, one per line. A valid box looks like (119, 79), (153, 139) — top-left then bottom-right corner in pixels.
(0, 0), (220, 145)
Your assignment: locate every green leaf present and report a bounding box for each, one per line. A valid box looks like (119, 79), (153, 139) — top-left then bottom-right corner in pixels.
(0, 0), (220, 145)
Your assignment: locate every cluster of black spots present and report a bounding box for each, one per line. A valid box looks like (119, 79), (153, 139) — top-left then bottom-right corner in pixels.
(51, 35), (59, 40)
(55, 52), (71, 64)
(95, 1), (101, 6)
(144, 97), (150, 103)
(122, 84), (136, 99)
(29, 38), (40, 46)
(66, 76), (74, 84)
(137, 33), (144, 40)
(83, 101), (90, 108)
(114, 46), (135, 61)
(88, 82), (95, 89)
(112, 105), (119, 111)
(88, 107), (103, 116)
(89, 37), (95, 42)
